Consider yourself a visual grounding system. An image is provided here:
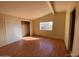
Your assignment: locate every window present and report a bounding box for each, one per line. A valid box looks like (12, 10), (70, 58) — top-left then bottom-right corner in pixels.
(40, 21), (53, 31)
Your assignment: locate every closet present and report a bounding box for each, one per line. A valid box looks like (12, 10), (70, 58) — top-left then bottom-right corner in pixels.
(0, 14), (22, 47)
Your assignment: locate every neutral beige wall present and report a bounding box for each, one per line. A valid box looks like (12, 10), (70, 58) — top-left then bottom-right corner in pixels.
(30, 21), (33, 36)
(32, 13), (66, 40)
(64, 11), (71, 49)
(71, 2), (79, 56)
(64, 2), (76, 50)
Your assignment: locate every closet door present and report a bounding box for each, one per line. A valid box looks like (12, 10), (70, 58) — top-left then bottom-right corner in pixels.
(5, 16), (22, 44)
(0, 15), (6, 47)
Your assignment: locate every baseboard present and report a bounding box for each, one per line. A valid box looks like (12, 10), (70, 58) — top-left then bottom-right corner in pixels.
(0, 39), (21, 48)
(32, 34), (64, 41)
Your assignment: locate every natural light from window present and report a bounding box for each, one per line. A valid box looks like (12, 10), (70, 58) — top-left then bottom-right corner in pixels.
(40, 21), (53, 31)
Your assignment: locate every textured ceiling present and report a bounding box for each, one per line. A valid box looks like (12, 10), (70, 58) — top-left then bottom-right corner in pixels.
(0, 1), (76, 20)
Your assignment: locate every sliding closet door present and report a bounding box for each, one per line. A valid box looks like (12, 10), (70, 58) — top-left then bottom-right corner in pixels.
(5, 16), (22, 44)
(0, 15), (6, 47)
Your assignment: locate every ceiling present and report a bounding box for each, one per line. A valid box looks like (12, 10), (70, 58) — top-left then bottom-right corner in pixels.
(0, 1), (51, 19)
(53, 1), (76, 12)
(0, 1), (76, 20)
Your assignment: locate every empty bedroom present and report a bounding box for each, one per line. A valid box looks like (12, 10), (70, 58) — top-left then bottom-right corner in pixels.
(0, 1), (79, 57)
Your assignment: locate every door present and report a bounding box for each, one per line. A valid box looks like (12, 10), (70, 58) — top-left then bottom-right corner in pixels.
(21, 21), (30, 37)
(69, 9), (75, 51)
(5, 17), (22, 44)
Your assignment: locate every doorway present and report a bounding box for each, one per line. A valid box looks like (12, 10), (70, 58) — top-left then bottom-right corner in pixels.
(68, 9), (76, 51)
(21, 21), (30, 37)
